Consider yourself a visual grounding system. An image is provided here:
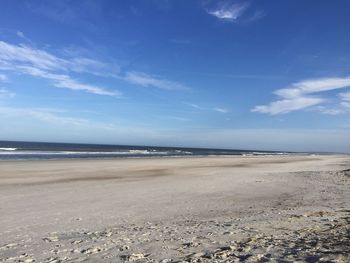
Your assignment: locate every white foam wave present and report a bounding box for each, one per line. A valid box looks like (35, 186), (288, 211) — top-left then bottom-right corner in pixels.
(0, 148), (17, 151)
(251, 152), (289, 156)
(0, 150), (175, 156)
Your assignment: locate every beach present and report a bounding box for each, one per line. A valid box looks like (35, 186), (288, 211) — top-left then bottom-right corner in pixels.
(0, 155), (349, 262)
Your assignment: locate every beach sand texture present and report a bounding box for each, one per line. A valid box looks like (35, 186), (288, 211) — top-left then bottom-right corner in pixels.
(0, 155), (349, 262)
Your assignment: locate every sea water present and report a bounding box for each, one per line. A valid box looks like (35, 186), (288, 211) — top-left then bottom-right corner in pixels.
(0, 140), (291, 160)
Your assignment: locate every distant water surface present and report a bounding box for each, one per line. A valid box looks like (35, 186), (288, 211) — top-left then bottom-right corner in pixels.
(0, 141), (292, 160)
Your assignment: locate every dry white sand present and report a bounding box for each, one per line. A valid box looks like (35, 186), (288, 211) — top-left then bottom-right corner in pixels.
(0, 155), (349, 262)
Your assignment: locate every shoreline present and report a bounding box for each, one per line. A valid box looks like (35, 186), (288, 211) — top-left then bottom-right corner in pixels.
(0, 152), (343, 163)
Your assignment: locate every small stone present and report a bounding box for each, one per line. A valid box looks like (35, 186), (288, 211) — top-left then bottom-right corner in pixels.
(23, 259), (35, 263)
(119, 245), (130, 251)
(127, 253), (146, 261)
(3, 243), (17, 248)
(43, 236), (59, 242)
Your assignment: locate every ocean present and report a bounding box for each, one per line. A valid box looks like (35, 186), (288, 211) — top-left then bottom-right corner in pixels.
(0, 141), (291, 161)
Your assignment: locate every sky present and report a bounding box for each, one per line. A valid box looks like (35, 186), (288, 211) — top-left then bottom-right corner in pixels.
(0, 0), (350, 152)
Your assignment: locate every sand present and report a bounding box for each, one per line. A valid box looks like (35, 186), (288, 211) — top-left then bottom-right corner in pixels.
(0, 155), (349, 262)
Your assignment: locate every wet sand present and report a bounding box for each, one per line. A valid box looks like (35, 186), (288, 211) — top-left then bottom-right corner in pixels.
(0, 155), (349, 262)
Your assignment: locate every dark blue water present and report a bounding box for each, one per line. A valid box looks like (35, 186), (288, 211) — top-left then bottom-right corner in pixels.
(0, 141), (290, 160)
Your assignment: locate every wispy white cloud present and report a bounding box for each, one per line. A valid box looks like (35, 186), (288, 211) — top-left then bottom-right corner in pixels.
(253, 97), (324, 115)
(0, 40), (188, 96)
(0, 40), (66, 71)
(0, 106), (92, 126)
(0, 40), (117, 76)
(0, 74), (8, 81)
(275, 77), (350, 98)
(0, 88), (15, 99)
(16, 31), (25, 39)
(242, 10), (265, 23)
(18, 66), (121, 97)
(213, 107), (229, 113)
(0, 106), (153, 137)
(124, 71), (189, 91)
(252, 76), (350, 115)
(183, 102), (201, 109)
(207, 2), (249, 22)
(52, 74), (121, 96)
(184, 102), (229, 113)
(309, 91), (350, 115)
(166, 116), (191, 122)
(314, 106), (347, 116)
(29, 111), (89, 126)
(206, 1), (264, 23)
(340, 91), (350, 101)
(341, 101), (350, 108)
(0, 41), (120, 96)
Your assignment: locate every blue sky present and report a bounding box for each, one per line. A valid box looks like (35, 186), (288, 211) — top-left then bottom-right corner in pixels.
(0, 0), (350, 152)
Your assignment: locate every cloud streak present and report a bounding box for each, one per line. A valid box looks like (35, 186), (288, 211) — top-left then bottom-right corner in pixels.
(124, 71), (189, 91)
(16, 31), (25, 38)
(0, 40), (188, 96)
(206, 1), (264, 23)
(0, 106), (93, 127)
(340, 92), (350, 101)
(252, 76), (350, 115)
(19, 66), (121, 96)
(0, 41), (120, 97)
(183, 102), (202, 109)
(213, 107), (229, 113)
(207, 2), (249, 22)
(0, 88), (15, 99)
(0, 74), (8, 81)
(183, 102), (229, 113)
(0, 40), (69, 71)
